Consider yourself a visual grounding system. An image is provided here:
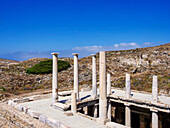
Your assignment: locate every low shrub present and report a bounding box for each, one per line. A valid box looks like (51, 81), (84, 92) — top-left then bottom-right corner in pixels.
(26, 59), (70, 74)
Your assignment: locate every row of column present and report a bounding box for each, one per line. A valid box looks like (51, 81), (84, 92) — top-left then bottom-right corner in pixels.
(51, 52), (158, 128)
(124, 73), (159, 128)
(51, 53), (80, 103)
(51, 52), (114, 124)
(51, 53), (100, 102)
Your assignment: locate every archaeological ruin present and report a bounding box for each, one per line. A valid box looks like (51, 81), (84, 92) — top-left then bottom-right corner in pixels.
(7, 51), (170, 128)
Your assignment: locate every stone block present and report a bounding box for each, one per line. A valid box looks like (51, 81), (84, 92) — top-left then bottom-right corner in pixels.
(31, 95), (41, 101)
(106, 122), (130, 128)
(23, 106), (29, 114)
(7, 100), (13, 105)
(64, 111), (73, 116)
(16, 105), (23, 111)
(39, 114), (48, 123)
(46, 117), (60, 128)
(53, 102), (70, 111)
(27, 110), (41, 119)
(97, 118), (109, 125)
(60, 124), (71, 128)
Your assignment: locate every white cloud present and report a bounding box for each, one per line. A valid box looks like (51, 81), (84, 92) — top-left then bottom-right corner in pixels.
(120, 43), (128, 46)
(129, 42), (137, 46)
(113, 42), (140, 50)
(142, 42), (152, 46)
(73, 46), (103, 52)
(114, 44), (119, 47)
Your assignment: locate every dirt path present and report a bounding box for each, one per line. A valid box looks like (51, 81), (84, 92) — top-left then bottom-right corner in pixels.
(0, 102), (50, 128)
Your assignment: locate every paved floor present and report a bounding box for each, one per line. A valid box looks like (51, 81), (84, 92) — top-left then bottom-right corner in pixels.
(111, 88), (170, 105)
(18, 88), (170, 128)
(19, 98), (106, 128)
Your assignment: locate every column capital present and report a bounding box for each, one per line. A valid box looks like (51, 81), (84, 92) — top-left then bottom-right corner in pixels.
(51, 53), (59, 55)
(124, 103), (131, 106)
(72, 53), (79, 56)
(150, 108), (158, 112)
(91, 54), (96, 57)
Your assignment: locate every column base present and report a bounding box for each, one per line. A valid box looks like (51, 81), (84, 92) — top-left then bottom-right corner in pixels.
(97, 118), (110, 125)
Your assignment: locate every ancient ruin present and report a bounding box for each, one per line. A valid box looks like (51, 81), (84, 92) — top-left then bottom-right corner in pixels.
(7, 51), (170, 128)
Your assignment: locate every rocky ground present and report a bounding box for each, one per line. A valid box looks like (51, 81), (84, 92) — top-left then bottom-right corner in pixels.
(0, 102), (50, 128)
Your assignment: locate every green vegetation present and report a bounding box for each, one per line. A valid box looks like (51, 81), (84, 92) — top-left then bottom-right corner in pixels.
(0, 86), (6, 92)
(26, 59), (70, 74)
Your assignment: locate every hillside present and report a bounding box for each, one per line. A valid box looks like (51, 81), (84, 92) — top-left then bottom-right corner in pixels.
(0, 58), (19, 65)
(0, 43), (169, 100)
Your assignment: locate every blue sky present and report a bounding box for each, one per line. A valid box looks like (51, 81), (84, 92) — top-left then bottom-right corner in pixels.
(0, 0), (170, 61)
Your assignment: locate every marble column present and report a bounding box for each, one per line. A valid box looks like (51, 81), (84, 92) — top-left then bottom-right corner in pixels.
(112, 107), (116, 119)
(71, 92), (77, 114)
(93, 105), (98, 118)
(97, 51), (108, 125)
(151, 110), (158, 128)
(51, 53), (59, 104)
(92, 54), (97, 99)
(152, 75), (158, 103)
(73, 53), (79, 100)
(107, 100), (111, 121)
(84, 106), (88, 115)
(107, 73), (112, 121)
(125, 104), (131, 127)
(107, 73), (111, 95)
(125, 73), (131, 99)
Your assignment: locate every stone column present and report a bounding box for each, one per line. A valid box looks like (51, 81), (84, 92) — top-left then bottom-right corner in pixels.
(73, 53), (79, 100)
(140, 115), (145, 128)
(92, 54), (97, 99)
(93, 105), (98, 118)
(51, 53), (59, 104)
(139, 54), (142, 66)
(125, 73), (131, 99)
(152, 75), (158, 103)
(71, 92), (77, 114)
(107, 73), (111, 95)
(112, 107), (116, 119)
(125, 104), (131, 127)
(107, 73), (112, 121)
(107, 100), (111, 121)
(84, 106), (88, 115)
(97, 51), (108, 125)
(151, 110), (158, 128)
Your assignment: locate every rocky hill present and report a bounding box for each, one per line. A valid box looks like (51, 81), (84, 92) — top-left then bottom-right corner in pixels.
(0, 43), (169, 100)
(0, 58), (19, 65)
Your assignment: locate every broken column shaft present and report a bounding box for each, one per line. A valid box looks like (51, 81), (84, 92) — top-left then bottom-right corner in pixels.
(107, 73), (111, 121)
(73, 53), (79, 100)
(93, 105), (98, 118)
(125, 73), (131, 127)
(152, 75), (158, 103)
(125, 104), (131, 127)
(51, 53), (59, 104)
(107, 73), (111, 95)
(92, 54), (97, 99)
(125, 73), (131, 99)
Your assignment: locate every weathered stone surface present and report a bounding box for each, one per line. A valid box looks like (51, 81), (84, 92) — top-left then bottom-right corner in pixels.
(106, 122), (130, 128)
(39, 114), (48, 123)
(64, 111), (73, 116)
(46, 117), (60, 128)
